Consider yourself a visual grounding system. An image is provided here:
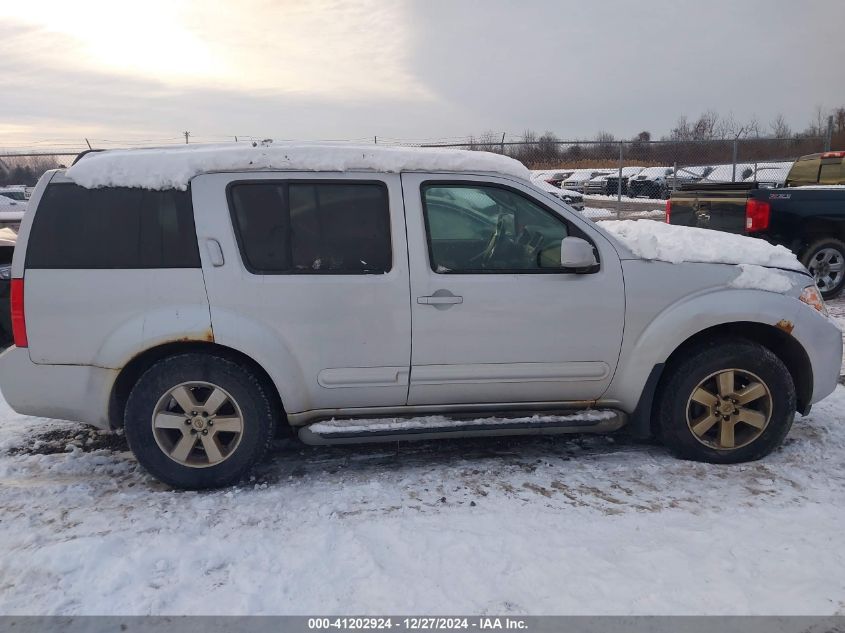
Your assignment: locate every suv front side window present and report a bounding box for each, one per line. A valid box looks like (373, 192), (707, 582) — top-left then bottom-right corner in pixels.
(421, 184), (575, 273)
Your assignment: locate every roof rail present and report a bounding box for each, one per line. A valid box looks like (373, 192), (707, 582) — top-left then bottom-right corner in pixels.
(71, 149), (106, 166)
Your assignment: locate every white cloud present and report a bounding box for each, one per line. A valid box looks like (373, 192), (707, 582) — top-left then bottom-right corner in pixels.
(0, 0), (431, 100)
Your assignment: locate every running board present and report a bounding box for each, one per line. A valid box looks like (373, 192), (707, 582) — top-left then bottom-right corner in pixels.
(297, 409), (626, 446)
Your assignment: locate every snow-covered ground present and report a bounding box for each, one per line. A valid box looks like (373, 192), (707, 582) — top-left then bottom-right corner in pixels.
(581, 207), (664, 220)
(0, 299), (844, 615)
(583, 193), (660, 204)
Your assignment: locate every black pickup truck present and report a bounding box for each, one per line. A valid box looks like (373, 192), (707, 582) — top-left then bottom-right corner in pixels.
(668, 151), (845, 298)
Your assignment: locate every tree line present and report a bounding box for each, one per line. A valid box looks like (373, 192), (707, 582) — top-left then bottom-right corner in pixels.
(0, 155), (65, 187)
(462, 106), (845, 169)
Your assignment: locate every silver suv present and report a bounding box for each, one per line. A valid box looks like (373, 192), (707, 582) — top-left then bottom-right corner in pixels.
(1, 145), (840, 489)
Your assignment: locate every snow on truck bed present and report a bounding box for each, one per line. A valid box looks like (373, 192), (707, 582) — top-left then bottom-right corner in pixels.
(65, 143), (531, 190)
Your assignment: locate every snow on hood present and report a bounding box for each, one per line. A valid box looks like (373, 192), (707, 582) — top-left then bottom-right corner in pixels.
(599, 220), (804, 271)
(65, 143), (531, 190)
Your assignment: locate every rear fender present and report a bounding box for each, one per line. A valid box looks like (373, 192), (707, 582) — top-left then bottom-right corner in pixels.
(206, 306), (311, 414)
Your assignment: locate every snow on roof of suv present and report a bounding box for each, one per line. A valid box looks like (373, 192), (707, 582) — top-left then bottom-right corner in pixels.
(65, 143), (531, 191)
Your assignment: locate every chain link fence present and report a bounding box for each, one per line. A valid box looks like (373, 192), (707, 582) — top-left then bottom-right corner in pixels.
(420, 136), (829, 220)
(0, 136), (831, 220)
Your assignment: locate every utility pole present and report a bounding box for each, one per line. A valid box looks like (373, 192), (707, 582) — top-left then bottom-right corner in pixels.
(824, 115), (834, 152)
(183, 131), (190, 144)
(616, 141), (623, 218)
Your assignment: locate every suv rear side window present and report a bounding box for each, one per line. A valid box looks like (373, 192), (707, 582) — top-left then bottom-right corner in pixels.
(228, 181), (391, 274)
(26, 184), (200, 269)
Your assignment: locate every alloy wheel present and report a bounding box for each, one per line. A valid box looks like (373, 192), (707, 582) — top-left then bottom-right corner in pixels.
(686, 369), (772, 450)
(151, 381), (244, 468)
(808, 247), (844, 293)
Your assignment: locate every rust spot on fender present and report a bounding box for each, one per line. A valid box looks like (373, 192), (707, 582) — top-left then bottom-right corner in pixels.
(775, 319), (794, 335)
(175, 329), (215, 343)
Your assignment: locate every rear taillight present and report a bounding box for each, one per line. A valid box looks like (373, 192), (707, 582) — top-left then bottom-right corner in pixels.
(745, 199), (770, 232)
(10, 278), (27, 348)
(665, 199), (672, 223)
(822, 151), (845, 159)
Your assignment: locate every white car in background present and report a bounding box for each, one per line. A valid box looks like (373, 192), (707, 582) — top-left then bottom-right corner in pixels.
(529, 175), (585, 210)
(562, 169), (613, 193)
(0, 186), (28, 203)
(0, 194), (25, 232)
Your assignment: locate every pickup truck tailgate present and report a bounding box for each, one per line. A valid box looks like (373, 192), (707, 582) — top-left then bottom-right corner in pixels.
(669, 182), (755, 234)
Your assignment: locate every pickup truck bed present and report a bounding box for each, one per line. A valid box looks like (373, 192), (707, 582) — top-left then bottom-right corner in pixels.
(669, 181), (845, 298)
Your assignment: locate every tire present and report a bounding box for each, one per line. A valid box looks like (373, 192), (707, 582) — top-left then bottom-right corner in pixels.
(125, 353), (278, 489)
(656, 339), (795, 464)
(801, 238), (845, 300)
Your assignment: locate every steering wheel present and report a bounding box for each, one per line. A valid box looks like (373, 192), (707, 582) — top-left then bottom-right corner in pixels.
(476, 213), (509, 267)
(517, 226), (546, 266)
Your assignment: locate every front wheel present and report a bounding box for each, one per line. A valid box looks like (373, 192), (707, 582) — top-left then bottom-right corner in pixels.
(801, 238), (845, 300)
(656, 339), (795, 464)
(125, 353), (278, 489)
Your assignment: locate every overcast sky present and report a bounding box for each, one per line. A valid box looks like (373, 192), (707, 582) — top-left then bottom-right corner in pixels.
(1, 0), (844, 148)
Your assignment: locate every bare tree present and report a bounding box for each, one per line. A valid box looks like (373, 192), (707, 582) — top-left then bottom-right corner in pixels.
(770, 114), (792, 139)
(834, 108), (845, 134)
(669, 116), (692, 141)
(537, 131), (560, 163)
(691, 110), (719, 140)
(717, 112), (760, 139)
(594, 130), (615, 157)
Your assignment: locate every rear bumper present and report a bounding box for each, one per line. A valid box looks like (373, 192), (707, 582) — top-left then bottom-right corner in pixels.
(0, 346), (116, 429)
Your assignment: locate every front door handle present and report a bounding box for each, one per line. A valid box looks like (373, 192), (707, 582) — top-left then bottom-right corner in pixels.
(417, 290), (463, 307)
(418, 295), (463, 305)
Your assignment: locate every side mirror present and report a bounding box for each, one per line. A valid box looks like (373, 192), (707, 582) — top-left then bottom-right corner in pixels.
(560, 236), (599, 273)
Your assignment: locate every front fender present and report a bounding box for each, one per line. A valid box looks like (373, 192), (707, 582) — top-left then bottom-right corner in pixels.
(605, 287), (805, 413)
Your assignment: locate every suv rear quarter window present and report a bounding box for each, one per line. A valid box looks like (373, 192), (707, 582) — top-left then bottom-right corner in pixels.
(26, 183), (200, 269)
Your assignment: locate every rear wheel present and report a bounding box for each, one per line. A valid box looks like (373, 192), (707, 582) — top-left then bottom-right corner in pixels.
(657, 339), (795, 464)
(125, 353), (278, 489)
(801, 238), (845, 299)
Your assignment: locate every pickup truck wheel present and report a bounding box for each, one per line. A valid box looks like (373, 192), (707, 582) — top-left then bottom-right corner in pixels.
(801, 239), (845, 299)
(125, 353), (277, 489)
(657, 340), (795, 464)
